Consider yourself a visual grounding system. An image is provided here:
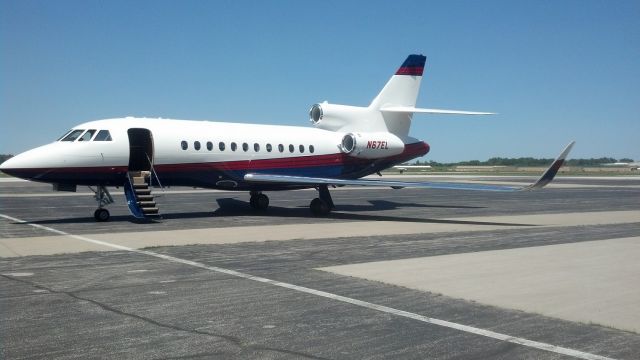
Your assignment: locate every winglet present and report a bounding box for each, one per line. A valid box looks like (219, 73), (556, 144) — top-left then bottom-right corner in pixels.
(524, 141), (575, 191)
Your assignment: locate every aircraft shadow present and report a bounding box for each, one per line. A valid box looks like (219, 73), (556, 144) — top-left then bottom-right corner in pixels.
(16, 198), (532, 228)
(336, 199), (484, 211)
(196, 198), (532, 227)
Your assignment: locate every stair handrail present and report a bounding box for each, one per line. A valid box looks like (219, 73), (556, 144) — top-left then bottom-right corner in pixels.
(146, 153), (165, 192)
(124, 171), (146, 219)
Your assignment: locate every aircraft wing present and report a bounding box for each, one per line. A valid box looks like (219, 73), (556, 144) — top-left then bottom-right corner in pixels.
(244, 142), (575, 192)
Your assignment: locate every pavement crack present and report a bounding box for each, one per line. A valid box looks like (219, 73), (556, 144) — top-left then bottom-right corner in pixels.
(2, 274), (330, 360)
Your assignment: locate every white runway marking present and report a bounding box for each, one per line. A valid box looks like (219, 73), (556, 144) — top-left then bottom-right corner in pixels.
(0, 212), (616, 360)
(3, 272), (34, 277)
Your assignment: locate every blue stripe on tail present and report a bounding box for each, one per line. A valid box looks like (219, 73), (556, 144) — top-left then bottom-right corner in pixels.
(396, 54), (426, 76)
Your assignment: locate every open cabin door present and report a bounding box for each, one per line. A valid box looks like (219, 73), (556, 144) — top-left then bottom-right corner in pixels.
(125, 128), (161, 220)
(127, 128), (154, 171)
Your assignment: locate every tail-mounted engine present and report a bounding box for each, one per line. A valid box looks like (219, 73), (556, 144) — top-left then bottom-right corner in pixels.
(339, 132), (405, 159)
(309, 102), (372, 132)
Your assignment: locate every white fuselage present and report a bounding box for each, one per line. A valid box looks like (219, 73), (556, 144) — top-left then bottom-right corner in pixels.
(0, 117), (429, 190)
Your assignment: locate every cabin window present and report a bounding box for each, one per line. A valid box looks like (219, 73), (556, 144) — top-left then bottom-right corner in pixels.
(266, 144), (272, 152)
(194, 141), (201, 150)
(207, 141), (213, 151)
(181, 141), (188, 150)
(254, 143), (260, 152)
(231, 142), (237, 151)
(61, 129), (85, 142)
(219, 142), (225, 151)
(299, 145), (305, 153)
(309, 145), (315, 153)
(289, 144), (294, 153)
(242, 143), (249, 152)
(278, 144), (284, 153)
(94, 130), (112, 141)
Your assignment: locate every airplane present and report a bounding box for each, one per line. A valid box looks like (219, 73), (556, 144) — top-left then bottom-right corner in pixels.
(0, 54), (575, 222)
(393, 164), (433, 173)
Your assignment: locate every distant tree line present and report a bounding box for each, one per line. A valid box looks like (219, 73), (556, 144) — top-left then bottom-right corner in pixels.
(0, 154), (13, 163)
(413, 157), (635, 167)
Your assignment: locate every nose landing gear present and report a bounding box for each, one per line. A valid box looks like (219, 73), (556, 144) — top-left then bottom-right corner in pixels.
(89, 185), (114, 222)
(94, 208), (110, 222)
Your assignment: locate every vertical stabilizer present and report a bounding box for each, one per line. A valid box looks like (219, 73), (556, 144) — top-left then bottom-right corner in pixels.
(370, 54), (426, 109)
(369, 55), (426, 137)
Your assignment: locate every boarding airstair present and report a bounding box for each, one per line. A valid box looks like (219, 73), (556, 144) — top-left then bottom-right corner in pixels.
(124, 170), (162, 220)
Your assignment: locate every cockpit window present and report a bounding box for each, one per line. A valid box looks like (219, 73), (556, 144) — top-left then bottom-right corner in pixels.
(57, 130), (73, 141)
(60, 129), (85, 142)
(93, 130), (112, 141)
(78, 129), (96, 141)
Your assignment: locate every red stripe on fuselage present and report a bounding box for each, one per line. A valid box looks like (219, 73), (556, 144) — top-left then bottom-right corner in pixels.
(155, 142), (429, 172)
(3, 142), (430, 182)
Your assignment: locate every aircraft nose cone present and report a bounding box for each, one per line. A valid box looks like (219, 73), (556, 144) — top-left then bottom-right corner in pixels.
(0, 155), (24, 178)
(0, 149), (50, 180)
(0, 155), (15, 170)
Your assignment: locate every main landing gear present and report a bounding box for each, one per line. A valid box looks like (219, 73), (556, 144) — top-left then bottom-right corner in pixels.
(89, 185), (114, 222)
(249, 191), (270, 211)
(310, 185), (334, 216)
(249, 185), (335, 216)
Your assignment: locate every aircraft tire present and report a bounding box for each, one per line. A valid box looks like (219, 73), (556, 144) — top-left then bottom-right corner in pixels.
(94, 208), (110, 222)
(310, 198), (330, 216)
(250, 194), (269, 210)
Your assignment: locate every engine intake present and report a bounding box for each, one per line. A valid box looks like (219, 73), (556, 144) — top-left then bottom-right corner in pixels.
(308, 102), (370, 132)
(339, 132), (405, 159)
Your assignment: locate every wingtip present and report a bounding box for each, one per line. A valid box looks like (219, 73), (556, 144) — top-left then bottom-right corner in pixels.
(558, 141), (576, 160)
(524, 141), (575, 191)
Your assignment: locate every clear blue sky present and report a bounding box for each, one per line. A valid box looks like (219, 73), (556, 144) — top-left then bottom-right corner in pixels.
(2, 0), (638, 162)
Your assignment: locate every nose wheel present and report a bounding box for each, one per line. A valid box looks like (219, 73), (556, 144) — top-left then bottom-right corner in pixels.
(249, 191), (270, 211)
(94, 208), (110, 222)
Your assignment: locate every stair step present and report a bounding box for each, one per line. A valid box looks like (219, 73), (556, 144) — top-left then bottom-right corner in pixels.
(127, 172), (162, 219)
(132, 177), (147, 185)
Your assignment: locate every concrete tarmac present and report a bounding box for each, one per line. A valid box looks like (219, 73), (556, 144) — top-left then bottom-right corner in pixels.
(1, 175), (639, 359)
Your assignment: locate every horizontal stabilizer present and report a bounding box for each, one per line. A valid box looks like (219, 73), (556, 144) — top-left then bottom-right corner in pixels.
(245, 142), (575, 192)
(380, 106), (495, 115)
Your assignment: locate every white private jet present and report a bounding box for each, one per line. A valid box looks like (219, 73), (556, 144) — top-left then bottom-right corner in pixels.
(0, 55), (574, 221)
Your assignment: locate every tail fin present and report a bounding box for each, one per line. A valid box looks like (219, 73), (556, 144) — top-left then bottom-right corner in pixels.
(370, 54), (426, 110)
(370, 54), (494, 137)
(369, 55), (426, 137)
